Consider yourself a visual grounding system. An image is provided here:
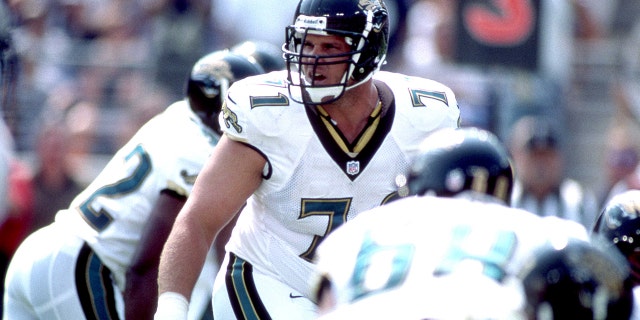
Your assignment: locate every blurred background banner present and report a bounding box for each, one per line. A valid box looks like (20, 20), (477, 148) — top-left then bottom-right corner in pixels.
(454, 0), (541, 71)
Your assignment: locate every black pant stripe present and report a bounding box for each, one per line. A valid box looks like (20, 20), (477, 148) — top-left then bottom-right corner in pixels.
(225, 252), (272, 320)
(75, 242), (120, 320)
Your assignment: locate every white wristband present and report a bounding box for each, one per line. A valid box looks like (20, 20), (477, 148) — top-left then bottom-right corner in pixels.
(154, 292), (189, 320)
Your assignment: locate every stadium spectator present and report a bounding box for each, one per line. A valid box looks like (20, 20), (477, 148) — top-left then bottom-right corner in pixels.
(509, 115), (599, 229)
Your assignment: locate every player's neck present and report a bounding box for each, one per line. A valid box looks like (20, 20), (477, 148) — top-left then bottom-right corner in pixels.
(320, 82), (378, 143)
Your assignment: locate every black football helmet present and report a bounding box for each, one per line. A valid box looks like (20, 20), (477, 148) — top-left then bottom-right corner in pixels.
(519, 239), (633, 320)
(593, 190), (640, 287)
(231, 40), (285, 73)
(186, 50), (264, 134)
(283, 0), (389, 105)
(403, 127), (514, 204)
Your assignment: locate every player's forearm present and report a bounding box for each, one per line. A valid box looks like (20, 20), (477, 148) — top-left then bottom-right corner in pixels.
(157, 213), (210, 299)
(155, 216), (211, 319)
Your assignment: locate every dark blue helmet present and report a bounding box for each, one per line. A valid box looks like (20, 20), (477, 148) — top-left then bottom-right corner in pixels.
(404, 127), (514, 205)
(593, 190), (640, 286)
(520, 239), (633, 320)
(186, 50), (264, 134)
(283, 0), (389, 105)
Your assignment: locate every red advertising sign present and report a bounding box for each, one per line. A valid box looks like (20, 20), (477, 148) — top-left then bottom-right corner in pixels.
(454, 0), (541, 70)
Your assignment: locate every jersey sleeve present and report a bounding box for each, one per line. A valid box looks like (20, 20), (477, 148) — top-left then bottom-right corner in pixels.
(376, 71), (461, 157)
(218, 72), (308, 152)
(142, 102), (218, 198)
(392, 72), (460, 131)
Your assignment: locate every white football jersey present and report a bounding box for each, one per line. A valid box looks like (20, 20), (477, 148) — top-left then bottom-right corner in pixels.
(314, 195), (590, 319)
(55, 100), (219, 290)
(219, 70), (460, 299)
(632, 286), (640, 320)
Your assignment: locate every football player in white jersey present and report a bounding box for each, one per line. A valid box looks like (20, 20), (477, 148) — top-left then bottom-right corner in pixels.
(2, 50), (264, 320)
(311, 127), (607, 319)
(154, 0), (460, 319)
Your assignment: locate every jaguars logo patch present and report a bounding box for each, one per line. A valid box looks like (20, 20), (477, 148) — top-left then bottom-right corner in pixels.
(222, 102), (242, 133)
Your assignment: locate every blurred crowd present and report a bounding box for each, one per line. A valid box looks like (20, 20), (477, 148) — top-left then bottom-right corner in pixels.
(4, 0), (217, 155)
(3, 0), (640, 318)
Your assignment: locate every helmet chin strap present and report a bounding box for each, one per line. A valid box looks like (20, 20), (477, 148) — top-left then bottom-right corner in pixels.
(302, 67), (374, 104)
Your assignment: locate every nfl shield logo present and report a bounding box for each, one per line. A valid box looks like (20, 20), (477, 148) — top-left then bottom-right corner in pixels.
(346, 161), (360, 175)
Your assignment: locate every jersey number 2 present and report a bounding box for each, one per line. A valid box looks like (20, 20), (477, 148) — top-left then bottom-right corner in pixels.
(78, 145), (152, 231)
